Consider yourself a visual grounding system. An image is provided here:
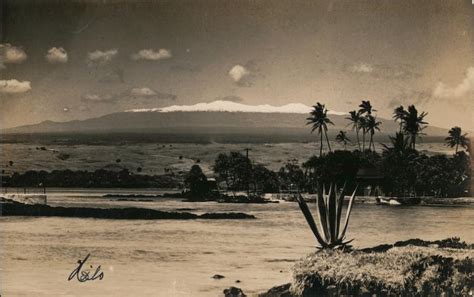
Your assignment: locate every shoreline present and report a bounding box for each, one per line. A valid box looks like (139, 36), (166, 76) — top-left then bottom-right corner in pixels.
(246, 238), (474, 297)
(0, 199), (256, 220)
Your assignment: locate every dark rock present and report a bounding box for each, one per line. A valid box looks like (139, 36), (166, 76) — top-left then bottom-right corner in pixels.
(258, 283), (292, 297)
(200, 212), (255, 219)
(212, 274), (225, 279)
(0, 201), (255, 220)
(235, 280), (241, 283)
(223, 286), (246, 297)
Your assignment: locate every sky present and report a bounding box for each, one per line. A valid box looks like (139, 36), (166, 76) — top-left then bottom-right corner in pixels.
(0, 0), (473, 130)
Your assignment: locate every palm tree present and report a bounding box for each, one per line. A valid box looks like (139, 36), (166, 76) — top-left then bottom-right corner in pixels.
(346, 110), (362, 150)
(402, 105), (428, 150)
(359, 116), (368, 151)
(445, 126), (469, 153)
(393, 105), (407, 132)
(382, 132), (411, 156)
(358, 100), (376, 115)
(307, 103), (334, 156)
(335, 130), (351, 150)
(365, 115), (382, 151)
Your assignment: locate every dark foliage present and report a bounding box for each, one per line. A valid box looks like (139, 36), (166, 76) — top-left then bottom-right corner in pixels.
(3, 169), (179, 188)
(184, 165), (210, 199)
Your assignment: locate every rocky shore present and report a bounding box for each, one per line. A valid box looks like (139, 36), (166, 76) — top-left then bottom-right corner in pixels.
(225, 238), (474, 297)
(0, 199), (255, 220)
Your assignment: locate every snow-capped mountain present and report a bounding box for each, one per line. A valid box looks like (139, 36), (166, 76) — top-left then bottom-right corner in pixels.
(126, 100), (347, 115)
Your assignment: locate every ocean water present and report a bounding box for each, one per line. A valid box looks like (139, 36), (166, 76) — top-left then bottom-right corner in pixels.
(1, 191), (473, 297)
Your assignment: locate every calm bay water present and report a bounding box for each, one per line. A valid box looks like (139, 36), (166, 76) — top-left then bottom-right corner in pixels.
(1, 191), (473, 296)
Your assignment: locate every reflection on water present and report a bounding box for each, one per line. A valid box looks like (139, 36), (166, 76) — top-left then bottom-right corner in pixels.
(1, 192), (473, 296)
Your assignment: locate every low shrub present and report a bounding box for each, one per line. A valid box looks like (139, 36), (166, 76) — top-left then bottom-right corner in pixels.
(291, 242), (473, 296)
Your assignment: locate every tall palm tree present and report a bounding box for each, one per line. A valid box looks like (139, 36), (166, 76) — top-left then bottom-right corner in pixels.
(402, 105), (428, 150)
(346, 110), (362, 150)
(393, 105), (407, 132)
(335, 130), (351, 150)
(359, 116), (368, 151)
(307, 103), (334, 156)
(358, 100), (376, 115)
(445, 126), (469, 153)
(365, 115), (382, 151)
(382, 132), (411, 156)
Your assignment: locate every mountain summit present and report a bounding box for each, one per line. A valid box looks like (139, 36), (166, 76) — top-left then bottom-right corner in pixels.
(127, 100), (347, 115)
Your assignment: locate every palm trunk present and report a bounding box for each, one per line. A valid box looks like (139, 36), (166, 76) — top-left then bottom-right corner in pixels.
(362, 128), (366, 151)
(319, 129), (323, 157)
(412, 134), (416, 150)
(455, 143), (459, 153)
(369, 133), (374, 151)
(356, 129), (361, 150)
(325, 130), (332, 153)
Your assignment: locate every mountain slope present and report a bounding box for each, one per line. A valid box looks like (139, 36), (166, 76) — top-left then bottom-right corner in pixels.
(4, 110), (448, 138)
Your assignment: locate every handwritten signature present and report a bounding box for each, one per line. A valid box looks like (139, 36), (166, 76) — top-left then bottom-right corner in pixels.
(68, 254), (104, 282)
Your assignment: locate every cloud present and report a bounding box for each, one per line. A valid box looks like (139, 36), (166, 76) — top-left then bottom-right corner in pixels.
(349, 63), (374, 73)
(228, 61), (260, 87)
(129, 87), (176, 100)
(0, 44), (27, 65)
(346, 63), (420, 80)
(45, 47), (68, 63)
(81, 87), (176, 104)
(87, 49), (118, 66)
(229, 65), (250, 82)
(388, 90), (431, 108)
(130, 87), (156, 97)
(131, 49), (172, 61)
(1, 44), (27, 69)
(433, 67), (474, 98)
(81, 93), (116, 103)
(214, 95), (244, 103)
(0, 79), (31, 94)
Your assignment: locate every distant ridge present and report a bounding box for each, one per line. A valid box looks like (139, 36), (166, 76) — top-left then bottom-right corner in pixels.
(3, 101), (449, 141)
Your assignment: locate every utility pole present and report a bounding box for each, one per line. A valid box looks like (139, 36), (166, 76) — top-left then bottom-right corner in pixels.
(244, 148), (251, 197)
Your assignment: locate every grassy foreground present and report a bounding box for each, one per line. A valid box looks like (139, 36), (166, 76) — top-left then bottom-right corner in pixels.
(290, 239), (473, 296)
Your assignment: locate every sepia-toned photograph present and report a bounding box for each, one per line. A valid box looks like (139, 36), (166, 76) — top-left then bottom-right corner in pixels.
(1, 0), (473, 296)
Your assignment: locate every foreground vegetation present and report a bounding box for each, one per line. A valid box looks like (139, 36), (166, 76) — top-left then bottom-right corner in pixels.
(256, 238), (474, 297)
(290, 239), (473, 296)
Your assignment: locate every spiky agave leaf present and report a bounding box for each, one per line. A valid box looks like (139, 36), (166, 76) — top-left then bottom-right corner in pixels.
(335, 182), (347, 237)
(327, 183), (337, 243)
(338, 185), (358, 243)
(316, 185), (330, 243)
(295, 192), (328, 248)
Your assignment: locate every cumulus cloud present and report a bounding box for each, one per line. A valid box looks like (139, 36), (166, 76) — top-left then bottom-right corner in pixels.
(45, 47), (68, 63)
(349, 63), (374, 73)
(130, 87), (157, 97)
(131, 49), (172, 61)
(81, 93), (116, 103)
(1, 44), (27, 69)
(346, 62), (420, 80)
(81, 87), (176, 104)
(0, 79), (31, 94)
(129, 87), (176, 100)
(433, 67), (474, 98)
(229, 65), (250, 82)
(87, 49), (118, 66)
(388, 90), (431, 108)
(0, 44), (27, 65)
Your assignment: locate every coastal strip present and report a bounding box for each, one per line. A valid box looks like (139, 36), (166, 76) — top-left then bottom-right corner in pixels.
(0, 200), (255, 220)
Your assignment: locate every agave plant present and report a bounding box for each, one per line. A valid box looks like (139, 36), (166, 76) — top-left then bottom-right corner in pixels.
(296, 183), (357, 249)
